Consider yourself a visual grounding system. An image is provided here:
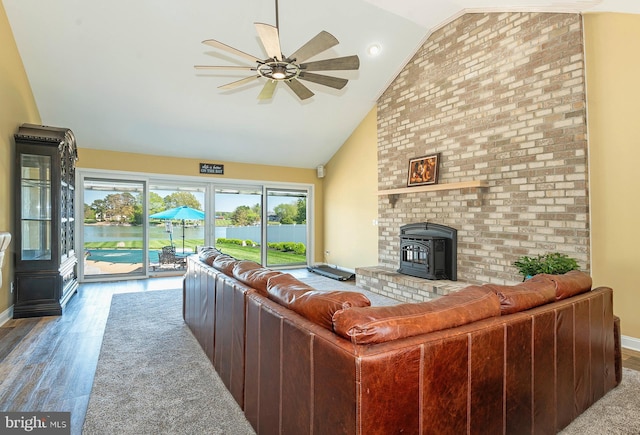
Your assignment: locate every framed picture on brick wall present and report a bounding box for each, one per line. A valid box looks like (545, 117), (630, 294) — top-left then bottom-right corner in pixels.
(407, 153), (440, 187)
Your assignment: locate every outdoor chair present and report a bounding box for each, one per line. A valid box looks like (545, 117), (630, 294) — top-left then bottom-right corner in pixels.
(157, 245), (186, 269)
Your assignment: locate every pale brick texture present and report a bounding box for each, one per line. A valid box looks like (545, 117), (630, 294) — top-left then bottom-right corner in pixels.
(375, 12), (588, 286)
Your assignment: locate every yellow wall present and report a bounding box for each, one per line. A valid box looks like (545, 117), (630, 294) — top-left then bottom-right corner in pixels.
(0, 3), (41, 315)
(584, 13), (640, 341)
(78, 148), (324, 262)
(323, 106), (378, 270)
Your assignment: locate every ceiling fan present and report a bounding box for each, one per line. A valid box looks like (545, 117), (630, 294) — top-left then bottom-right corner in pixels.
(195, 0), (360, 101)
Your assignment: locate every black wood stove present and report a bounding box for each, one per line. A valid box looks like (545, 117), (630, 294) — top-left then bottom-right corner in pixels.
(397, 222), (457, 281)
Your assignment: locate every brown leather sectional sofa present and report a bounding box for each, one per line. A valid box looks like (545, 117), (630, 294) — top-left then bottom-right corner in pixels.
(183, 248), (621, 434)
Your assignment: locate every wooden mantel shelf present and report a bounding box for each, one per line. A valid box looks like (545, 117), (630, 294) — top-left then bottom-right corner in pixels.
(378, 180), (489, 195)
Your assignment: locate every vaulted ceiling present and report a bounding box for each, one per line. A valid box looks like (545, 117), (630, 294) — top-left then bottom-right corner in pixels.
(4, 0), (638, 168)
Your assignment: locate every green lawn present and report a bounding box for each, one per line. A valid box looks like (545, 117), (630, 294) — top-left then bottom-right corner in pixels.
(215, 242), (306, 265)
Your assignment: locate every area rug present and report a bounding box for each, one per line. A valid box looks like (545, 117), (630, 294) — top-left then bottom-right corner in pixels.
(560, 367), (640, 434)
(84, 283), (640, 434)
(82, 289), (255, 435)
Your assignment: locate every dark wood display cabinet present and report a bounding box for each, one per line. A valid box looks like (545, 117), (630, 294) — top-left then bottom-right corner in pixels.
(13, 124), (79, 318)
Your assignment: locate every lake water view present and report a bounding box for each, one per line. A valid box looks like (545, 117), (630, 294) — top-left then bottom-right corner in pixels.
(84, 224), (209, 243)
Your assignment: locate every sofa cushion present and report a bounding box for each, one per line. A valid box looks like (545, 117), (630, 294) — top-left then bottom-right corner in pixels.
(267, 274), (371, 330)
(199, 247), (222, 265)
(266, 273), (315, 301)
(232, 260), (262, 274)
(530, 270), (592, 300)
(199, 246), (219, 254)
(294, 291), (372, 331)
(232, 261), (282, 295)
(211, 254), (237, 275)
(332, 286), (500, 344)
(484, 278), (556, 315)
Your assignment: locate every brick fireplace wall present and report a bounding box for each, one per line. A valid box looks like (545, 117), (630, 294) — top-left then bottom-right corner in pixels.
(376, 12), (588, 285)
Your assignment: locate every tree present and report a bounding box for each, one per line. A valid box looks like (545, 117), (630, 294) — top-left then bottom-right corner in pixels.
(91, 193), (137, 222)
(295, 198), (306, 224)
(251, 203), (261, 216)
(273, 203), (297, 224)
(130, 204), (143, 225)
(230, 205), (260, 226)
(163, 192), (202, 210)
(90, 198), (106, 221)
(84, 203), (96, 221)
(108, 192), (136, 222)
(129, 193), (145, 225)
(149, 192), (165, 214)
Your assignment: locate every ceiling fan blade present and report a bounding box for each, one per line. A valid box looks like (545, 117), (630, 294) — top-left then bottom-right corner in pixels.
(300, 55), (360, 71)
(195, 65), (256, 71)
(298, 72), (348, 90)
(254, 23), (282, 60)
(285, 79), (314, 100)
(258, 80), (277, 100)
(202, 39), (262, 63)
(218, 75), (259, 90)
(288, 31), (339, 63)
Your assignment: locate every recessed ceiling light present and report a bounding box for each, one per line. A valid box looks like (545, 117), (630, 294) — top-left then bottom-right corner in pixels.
(367, 43), (382, 56)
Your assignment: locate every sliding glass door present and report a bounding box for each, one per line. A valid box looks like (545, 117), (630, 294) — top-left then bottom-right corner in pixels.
(82, 178), (146, 279)
(265, 188), (308, 267)
(148, 182), (206, 273)
(78, 170), (313, 281)
(214, 186), (263, 262)
(212, 186), (309, 267)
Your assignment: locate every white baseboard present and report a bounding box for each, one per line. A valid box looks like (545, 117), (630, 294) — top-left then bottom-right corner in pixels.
(0, 304), (13, 327)
(622, 335), (640, 352)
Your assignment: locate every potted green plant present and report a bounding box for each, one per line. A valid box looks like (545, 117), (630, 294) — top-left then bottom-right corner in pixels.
(513, 253), (579, 281)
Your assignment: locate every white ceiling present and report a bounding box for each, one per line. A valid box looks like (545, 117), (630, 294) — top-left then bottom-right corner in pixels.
(4, 0), (639, 169)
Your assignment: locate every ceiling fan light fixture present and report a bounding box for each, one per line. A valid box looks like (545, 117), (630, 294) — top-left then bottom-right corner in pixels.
(271, 65), (287, 80)
(195, 0), (360, 101)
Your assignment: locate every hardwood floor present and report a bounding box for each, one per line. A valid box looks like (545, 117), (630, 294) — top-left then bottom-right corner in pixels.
(622, 347), (640, 372)
(0, 276), (184, 435)
(1, 275), (639, 435)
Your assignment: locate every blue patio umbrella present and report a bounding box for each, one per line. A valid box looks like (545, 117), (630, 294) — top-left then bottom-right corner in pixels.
(149, 206), (205, 252)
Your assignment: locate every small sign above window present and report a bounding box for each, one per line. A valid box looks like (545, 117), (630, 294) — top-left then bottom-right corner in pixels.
(199, 163), (224, 175)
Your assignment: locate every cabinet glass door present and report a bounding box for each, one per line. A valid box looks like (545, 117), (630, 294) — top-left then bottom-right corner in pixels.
(20, 154), (52, 261)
